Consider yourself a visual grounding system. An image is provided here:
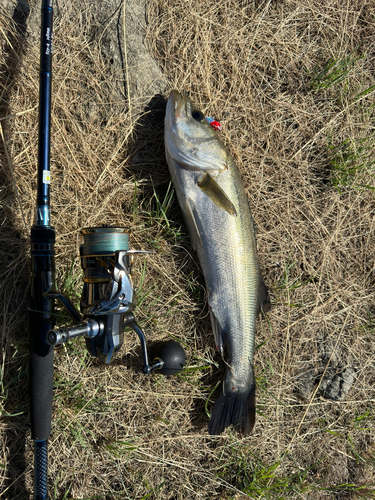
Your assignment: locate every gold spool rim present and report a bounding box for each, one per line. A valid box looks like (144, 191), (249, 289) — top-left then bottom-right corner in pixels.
(82, 277), (110, 283)
(81, 227), (130, 235)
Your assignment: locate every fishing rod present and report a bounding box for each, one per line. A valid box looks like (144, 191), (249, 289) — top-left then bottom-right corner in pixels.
(30, 2), (185, 498)
(29, 1), (54, 498)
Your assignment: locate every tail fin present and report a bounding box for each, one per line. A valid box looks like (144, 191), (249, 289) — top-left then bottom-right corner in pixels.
(208, 382), (256, 435)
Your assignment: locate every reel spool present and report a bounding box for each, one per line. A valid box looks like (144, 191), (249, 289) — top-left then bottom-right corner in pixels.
(46, 226), (185, 373)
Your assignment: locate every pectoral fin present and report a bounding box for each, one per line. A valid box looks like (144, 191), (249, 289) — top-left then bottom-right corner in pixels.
(197, 173), (237, 217)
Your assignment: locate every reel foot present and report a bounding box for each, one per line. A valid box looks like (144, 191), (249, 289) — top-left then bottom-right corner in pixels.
(154, 340), (186, 375)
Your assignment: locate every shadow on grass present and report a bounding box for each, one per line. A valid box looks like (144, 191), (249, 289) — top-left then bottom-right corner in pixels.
(0, 1), (31, 498)
(125, 93), (169, 182)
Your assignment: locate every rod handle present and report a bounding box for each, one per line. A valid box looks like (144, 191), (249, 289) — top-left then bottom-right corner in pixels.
(30, 226), (55, 441)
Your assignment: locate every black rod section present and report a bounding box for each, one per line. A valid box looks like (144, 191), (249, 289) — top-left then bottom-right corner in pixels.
(36, 0), (53, 226)
(30, 225), (55, 441)
(30, 1), (54, 499)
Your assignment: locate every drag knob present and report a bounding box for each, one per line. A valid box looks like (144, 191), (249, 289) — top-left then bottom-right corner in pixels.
(154, 340), (186, 375)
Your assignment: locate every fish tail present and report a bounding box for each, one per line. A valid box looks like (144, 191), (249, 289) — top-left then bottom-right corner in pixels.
(208, 376), (256, 435)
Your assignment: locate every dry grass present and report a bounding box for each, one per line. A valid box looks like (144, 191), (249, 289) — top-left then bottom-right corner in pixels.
(1, 0), (375, 498)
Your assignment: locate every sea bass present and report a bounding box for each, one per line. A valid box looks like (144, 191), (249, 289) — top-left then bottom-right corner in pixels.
(164, 90), (269, 435)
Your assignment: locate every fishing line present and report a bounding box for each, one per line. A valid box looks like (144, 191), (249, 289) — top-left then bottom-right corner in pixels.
(81, 227), (129, 254)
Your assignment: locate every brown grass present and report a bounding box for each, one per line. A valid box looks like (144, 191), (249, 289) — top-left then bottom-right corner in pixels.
(1, 0), (375, 498)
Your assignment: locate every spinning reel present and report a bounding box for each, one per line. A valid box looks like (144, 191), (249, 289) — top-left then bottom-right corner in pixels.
(46, 226), (186, 374)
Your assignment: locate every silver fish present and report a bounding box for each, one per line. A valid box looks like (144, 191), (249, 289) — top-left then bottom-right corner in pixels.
(164, 90), (269, 435)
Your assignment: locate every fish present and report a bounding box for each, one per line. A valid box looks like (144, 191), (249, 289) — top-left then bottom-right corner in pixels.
(164, 90), (270, 435)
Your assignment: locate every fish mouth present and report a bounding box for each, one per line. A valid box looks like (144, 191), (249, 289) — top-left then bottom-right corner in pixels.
(167, 90), (189, 122)
(165, 90), (199, 169)
(165, 90), (179, 143)
(165, 90), (189, 151)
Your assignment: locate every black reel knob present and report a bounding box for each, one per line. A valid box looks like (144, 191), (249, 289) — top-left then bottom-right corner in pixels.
(155, 340), (186, 375)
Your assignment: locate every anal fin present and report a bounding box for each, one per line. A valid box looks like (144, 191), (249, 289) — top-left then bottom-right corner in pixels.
(209, 305), (225, 356)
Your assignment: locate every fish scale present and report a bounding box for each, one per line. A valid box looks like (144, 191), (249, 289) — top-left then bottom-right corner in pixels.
(165, 90), (270, 434)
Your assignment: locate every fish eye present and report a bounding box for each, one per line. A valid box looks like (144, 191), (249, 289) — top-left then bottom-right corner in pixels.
(192, 110), (204, 121)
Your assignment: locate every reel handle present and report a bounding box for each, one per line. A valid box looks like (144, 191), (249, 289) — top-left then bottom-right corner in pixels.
(46, 308), (186, 376)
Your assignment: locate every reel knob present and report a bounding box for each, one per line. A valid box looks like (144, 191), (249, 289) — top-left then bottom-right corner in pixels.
(154, 340), (186, 375)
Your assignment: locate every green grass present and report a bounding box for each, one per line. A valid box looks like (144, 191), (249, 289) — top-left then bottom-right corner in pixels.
(143, 181), (184, 249)
(102, 439), (137, 457)
(61, 258), (82, 308)
(309, 52), (364, 91)
(272, 261), (316, 307)
(308, 52), (375, 193)
(328, 134), (375, 192)
(217, 446), (317, 499)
